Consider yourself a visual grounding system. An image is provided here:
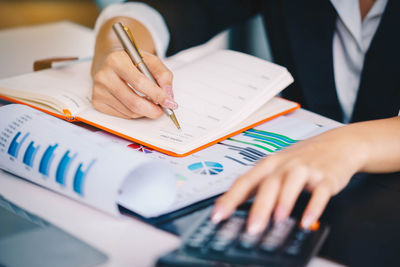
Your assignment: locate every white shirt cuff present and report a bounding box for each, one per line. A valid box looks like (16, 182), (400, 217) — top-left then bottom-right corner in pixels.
(94, 2), (170, 58)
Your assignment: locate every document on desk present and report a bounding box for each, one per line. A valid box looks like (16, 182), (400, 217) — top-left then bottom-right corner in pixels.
(0, 104), (176, 216)
(0, 104), (333, 219)
(98, 112), (333, 217)
(0, 50), (298, 156)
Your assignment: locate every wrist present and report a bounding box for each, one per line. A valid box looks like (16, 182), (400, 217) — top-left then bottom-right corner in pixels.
(91, 17), (156, 76)
(336, 123), (371, 173)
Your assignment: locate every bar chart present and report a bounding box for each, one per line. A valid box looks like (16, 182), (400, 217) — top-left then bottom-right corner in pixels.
(2, 116), (96, 197)
(220, 128), (298, 166)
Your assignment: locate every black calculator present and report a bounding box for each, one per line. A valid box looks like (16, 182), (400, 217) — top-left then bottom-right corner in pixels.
(157, 205), (329, 267)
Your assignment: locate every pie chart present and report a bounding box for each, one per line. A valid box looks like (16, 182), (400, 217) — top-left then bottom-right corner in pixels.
(187, 161), (224, 175)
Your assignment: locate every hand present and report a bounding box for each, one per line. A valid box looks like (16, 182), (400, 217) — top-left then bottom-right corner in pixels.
(92, 49), (177, 119)
(211, 125), (370, 233)
(91, 17), (177, 119)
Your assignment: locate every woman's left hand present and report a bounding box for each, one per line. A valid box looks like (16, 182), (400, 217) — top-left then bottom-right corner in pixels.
(211, 123), (370, 234)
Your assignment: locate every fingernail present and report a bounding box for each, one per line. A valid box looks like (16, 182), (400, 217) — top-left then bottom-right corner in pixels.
(163, 85), (174, 99)
(163, 98), (178, 110)
(211, 206), (225, 224)
(273, 205), (287, 223)
(247, 216), (264, 235)
(301, 213), (315, 229)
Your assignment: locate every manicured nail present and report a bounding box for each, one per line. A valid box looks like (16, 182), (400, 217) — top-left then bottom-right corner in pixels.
(247, 216), (264, 235)
(163, 85), (174, 99)
(163, 98), (178, 110)
(211, 206), (225, 224)
(300, 213), (315, 229)
(273, 205), (287, 223)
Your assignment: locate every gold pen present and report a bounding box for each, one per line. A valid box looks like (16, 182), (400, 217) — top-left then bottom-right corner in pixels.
(112, 22), (181, 130)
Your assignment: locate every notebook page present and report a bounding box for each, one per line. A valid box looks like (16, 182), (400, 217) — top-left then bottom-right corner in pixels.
(79, 50), (293, 154)
(0, 62), (92, 116)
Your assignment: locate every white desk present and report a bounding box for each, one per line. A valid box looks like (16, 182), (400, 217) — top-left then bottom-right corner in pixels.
(0, 22), (343, 267)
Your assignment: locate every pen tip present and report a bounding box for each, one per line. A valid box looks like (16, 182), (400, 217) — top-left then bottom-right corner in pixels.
(170, 113), (181, 130)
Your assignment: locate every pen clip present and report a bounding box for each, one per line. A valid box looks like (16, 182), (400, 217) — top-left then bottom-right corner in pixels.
(122, 24), (144, 59)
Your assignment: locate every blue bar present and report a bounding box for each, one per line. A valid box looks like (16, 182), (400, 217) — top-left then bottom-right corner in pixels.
(39, 144), (58, 176)
(244, 147), (267, 157)
(73, 159), (95, 196)
(56, 151), (76, 186)
(224, 156), (251, 166)
(8, 132), (29, 158)
(239, 151), (260, 161)
(23, 141), (40, 167)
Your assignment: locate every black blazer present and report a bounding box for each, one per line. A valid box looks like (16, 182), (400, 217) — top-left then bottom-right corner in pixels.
(131, 0), (400, 123)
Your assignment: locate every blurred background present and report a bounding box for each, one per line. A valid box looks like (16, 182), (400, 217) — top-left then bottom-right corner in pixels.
(0, 0), (272, 65)
(0, 0), (121, 29)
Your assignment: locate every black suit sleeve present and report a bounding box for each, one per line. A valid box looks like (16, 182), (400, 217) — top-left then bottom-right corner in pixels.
(126, 0), (261, 56)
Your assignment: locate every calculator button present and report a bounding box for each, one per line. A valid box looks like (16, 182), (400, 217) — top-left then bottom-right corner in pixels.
(285, 243), (301, 255)
(283, 228), (312, 256)
(186, 229), (215, 249)
(187, 238), (205, 249)
(309, 221), (320, 231)
(294, 229), (310, 241)
(260, 236), (281, 252)
(224, 217), (246, 229)
(238, 232), (262, 249)
(187, 232), (209, 246)
(216, 216), (245, 239)
(260, 218), (295, 252)
(198, 223), (217, 236)
(209, 240), (230, 252)
(208, 216), (245, 252)
(215, 229), (236, 241)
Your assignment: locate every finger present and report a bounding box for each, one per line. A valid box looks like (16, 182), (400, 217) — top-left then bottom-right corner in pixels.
(300, 180), (332, 229)
(211, 158), (278, 224)
(212, 183), (257, 224)
(247, 176), (282, 234)
(92, 85), (142, 119)
(106, 71), (164, 119)
(95, 68), (164, 119)
(109, 51), (177, 109)
(142, 52), (174, 98)
(92, 101), (131, 119)
(274, 166), (308, 223)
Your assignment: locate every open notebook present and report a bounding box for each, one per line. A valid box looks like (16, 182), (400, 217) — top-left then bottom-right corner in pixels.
(0, 50), (299, 156)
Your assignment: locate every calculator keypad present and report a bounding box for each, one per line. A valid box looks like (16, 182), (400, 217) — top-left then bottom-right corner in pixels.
(183, 210), (329, 267)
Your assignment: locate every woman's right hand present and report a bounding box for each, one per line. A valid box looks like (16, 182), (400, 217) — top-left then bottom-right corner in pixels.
(91, 17), (177, 119)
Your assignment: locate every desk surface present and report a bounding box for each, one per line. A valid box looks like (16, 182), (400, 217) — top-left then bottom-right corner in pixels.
(0, 22), (346, 267)
(0, 21), (93, 79)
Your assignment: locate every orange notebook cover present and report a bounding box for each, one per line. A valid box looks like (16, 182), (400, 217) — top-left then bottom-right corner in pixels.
(0, 94), (299, 157)
(0, 50), (299, 157)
